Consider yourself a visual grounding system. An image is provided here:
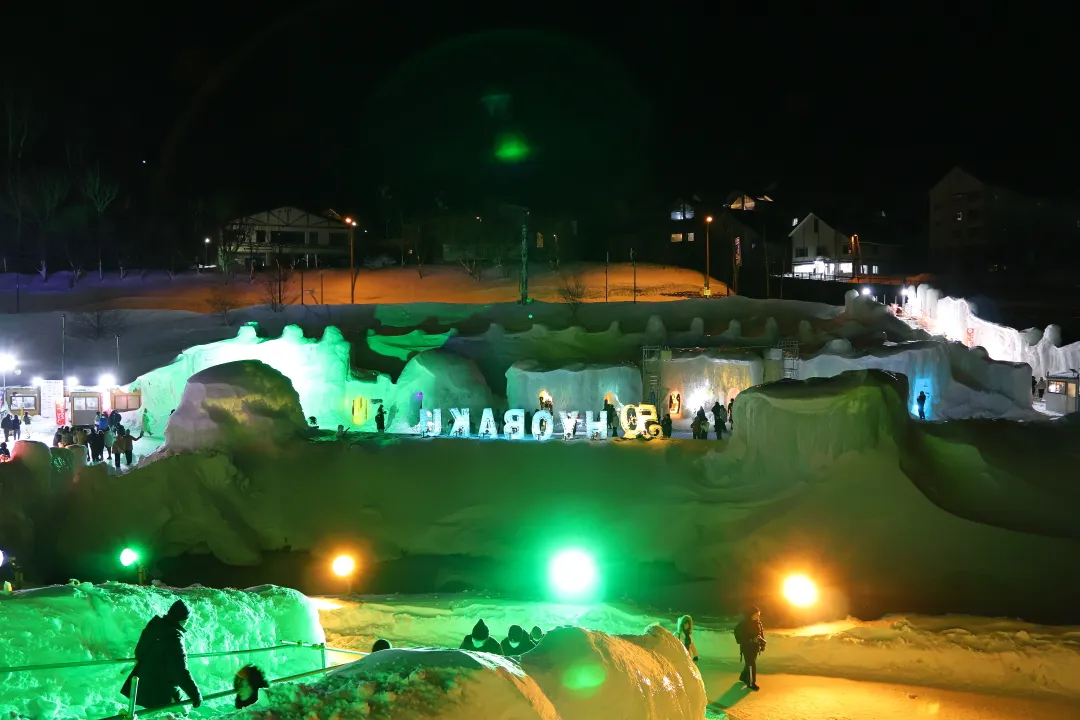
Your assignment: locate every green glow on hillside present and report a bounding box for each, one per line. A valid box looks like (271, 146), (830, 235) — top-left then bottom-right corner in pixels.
(495, 132), (530, 163)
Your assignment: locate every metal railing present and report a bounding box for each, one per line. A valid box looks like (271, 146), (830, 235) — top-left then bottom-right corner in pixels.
(0, 639), (370, 720)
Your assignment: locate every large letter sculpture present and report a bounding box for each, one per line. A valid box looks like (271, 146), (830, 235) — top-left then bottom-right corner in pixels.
(478, 408), (498, 438)
(422, 409), (443, 437)
(584, 410), (608, 440)
(620, 404), (662, 439)
(531, 410), (554, 441)
(449, 408), (470, 437)
(560, 411), (580, 439)
(503, 409), (525, 440)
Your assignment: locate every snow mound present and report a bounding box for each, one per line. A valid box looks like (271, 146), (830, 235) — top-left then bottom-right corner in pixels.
(163, 360), (309, 452)
(390, 350), (497, 430)
(231, 647), (558, 719)
(0, 582), (323, 720)
(521, 624), (706, 720)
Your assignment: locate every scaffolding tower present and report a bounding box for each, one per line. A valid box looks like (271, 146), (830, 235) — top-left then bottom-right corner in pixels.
(776, 340), (801, 380)
(641, 345), (667, 407)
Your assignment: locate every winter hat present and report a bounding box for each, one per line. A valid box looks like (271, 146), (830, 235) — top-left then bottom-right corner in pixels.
(508, 625), (524, 643)
(471, 619), (490, 641)
(745, 605), (760, 618)
(166, 599), (190, 622)
(530, 626), (544, 642)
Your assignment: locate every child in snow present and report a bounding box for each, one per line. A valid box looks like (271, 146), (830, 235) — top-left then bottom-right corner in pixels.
(234, 664), (269, 709)
(459, 619), (502, 654)
(676, 615), (699, 663)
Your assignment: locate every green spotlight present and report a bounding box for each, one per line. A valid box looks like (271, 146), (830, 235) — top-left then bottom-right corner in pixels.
(549, 549), (597, 597)
(120, 548), (140, 568)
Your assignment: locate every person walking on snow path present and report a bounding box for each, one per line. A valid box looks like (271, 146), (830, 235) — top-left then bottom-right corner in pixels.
(10, 412), (20, 441)
(676, 615), (699, 663)
(121, 599), (202, 710)
(459, 619), (502, 654)
(711, 400), (726, 438)
(2, 413), (11, 442)
(375, 405), (386, 432)
(735, 606), (766, 691)
(1037, 376), (1047, 400)
(916, 390), (928, 420)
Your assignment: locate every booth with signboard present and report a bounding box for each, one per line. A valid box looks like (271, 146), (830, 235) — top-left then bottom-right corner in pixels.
(1045, 371), (1079, 415)
(5, 386), (41, 415)
(69, 391), (103, 427)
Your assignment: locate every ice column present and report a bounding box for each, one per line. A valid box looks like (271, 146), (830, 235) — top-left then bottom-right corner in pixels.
(478, 408), (498, 438)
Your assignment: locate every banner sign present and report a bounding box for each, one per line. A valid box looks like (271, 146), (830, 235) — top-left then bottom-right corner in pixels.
(416, 404), (662, 441)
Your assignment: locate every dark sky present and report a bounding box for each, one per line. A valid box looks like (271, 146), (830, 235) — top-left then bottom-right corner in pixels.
(4, 3), (1075, 220)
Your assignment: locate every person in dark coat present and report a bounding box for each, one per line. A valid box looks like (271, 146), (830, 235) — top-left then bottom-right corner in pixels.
(121, 599), (202, 709)
(0, 442), (9, 459)
(10, 412), (20, 441)
(109, 409), (122, 428)
(500, 624), (536, 656)
(712, 401), (727, 438)
(375, 405), (386, 432)
(459, 619), (502, 654)
(734, 605), (765, 691)
(1, 413), (11, 442)
(916, 390), (928, 420)
(660, 414), (673, 438)
(530, 625), (544, 644)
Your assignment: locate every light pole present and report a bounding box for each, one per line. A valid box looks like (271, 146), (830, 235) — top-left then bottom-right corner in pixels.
(704, 215), (714, 296)
(0, 354), (17, 390)
(204, 237), (211, 268)
(326, 209), (359, 304)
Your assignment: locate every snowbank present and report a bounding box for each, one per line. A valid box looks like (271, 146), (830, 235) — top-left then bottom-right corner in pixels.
(163, 360), (310, 452)
(505, 360), (642, 414)
(317, 595), (1080, 701)
(0, 582), (323, 720)
(229, 647), (558, 719)
(226, 625), (704, 720)
(520, 624), (706, 719)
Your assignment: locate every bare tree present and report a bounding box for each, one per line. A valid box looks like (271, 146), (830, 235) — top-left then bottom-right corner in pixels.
(25, 172), (69, 280)
(261, 262), (291, 312)
(71, 308), (126, 341)
(3, 97), (33, 294)
(206, 279), (234, 325)
(222, 214), (255, 275)
(72, 160), (118, 282)
(460, 254), (484, 282)
(558, 272), (588, 320)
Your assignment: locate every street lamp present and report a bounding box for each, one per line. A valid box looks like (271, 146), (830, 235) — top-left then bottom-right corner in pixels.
(204, 237), (211, 268)
(327, 209), (359, 304)
(704, 216), (714, 296)
(0, 354), (17, 389)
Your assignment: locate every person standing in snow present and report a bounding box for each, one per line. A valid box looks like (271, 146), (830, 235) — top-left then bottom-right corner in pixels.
(500, 624), (536, 656)
(459, 619), (502, 654)
(916, 390), (928, 420)
(96, 412), (109, 431)
(676, 615), (699, 663)
(660, 413), (673, 438)
(10, 412), (20, 441)
(109, 408), (122, 428)
(1037, 377), (1047, 400)
(734, 606), (765, 691)
(1031, 376), (1037, 397)
(1, 413), (11, 442)
(0, 442), (9, 459)
(712, 401), (726, 439)
(20, 410), (30, 437)
(121, 599), (202, 709)
(375, 405), (386, 432)
(103, 424), (115, 461)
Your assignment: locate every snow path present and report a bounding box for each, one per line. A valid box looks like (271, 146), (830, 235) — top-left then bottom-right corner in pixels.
(700, 671), (1080, 720)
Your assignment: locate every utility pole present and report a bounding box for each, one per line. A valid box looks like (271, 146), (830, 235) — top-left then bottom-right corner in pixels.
(704, 215), (714, 296)
(61, 314), (66, 381)
(115, 334), (120, 371)
(348, 223), (356, 304)
(519, 208), (530, 305)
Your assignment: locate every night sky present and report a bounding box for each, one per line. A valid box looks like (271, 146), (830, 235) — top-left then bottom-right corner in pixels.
(5, 3), (1074, 221)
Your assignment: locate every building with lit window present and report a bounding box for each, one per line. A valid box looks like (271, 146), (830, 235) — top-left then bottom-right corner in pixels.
(929, 166), (1080, 274)
(788, 212), (899, 280)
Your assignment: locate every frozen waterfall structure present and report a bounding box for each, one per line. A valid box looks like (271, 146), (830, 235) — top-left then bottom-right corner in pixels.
(658, 348), (764, 426)
(505, 360), (642, 414)
(163, 360), (311, 452)
(129, 324), (394, 435)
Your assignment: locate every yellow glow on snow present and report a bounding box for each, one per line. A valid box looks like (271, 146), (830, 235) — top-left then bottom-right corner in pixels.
(783, 574), (819, 607)
(307, 596), (344, 611)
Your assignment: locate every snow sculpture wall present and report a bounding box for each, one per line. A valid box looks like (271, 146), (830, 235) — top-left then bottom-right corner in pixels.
(505, 361), (642, 415)
(392, 351), (497, 432)
(910, 284), (1080, 380)
(801, 340), (1034, 420)
(0, 582), (322, 720)
(520, 625), (707, 720)
(660, 350), (763, 426)
(164, 360), (310, 452)
(132, 324), (354, 436)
